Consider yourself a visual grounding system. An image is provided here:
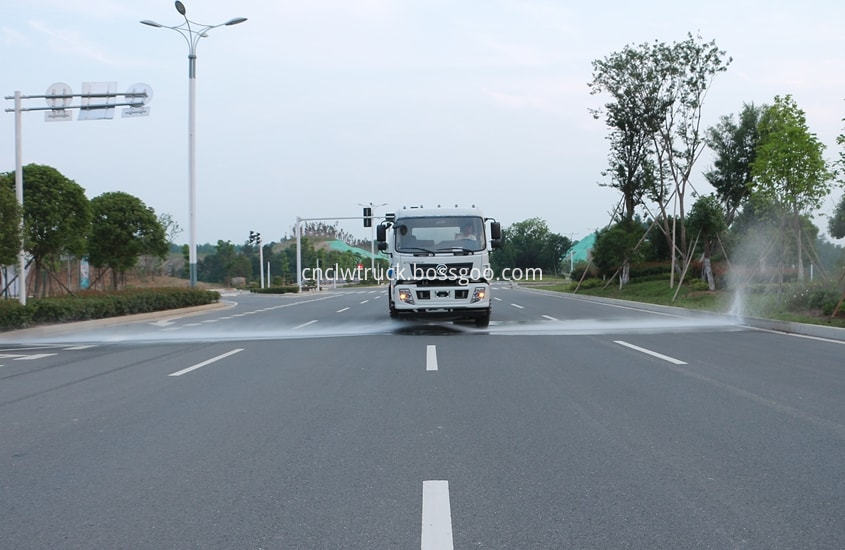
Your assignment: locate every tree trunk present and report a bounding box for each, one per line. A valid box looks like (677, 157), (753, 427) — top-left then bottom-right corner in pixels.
(795, 211), (804, 282)
(702, 240), (715, 291)
(621, 259), (630, 287)
(112, 268), (119, 290)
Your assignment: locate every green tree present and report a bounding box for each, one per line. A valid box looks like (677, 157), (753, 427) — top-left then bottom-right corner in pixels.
(591, 219), (645, 284)
(88, 192), (168, 289)
(0, 164), (91, 296)
(0, 184), (21, 266)
(829, 194), (845, 239)
(687, 194), (727, 290)
(651, 34), (731, 260)
(491, 218), (571, 275)
(589, 45), (665, 221)
(705, 103), (763, 224)
(752, 95), (833, 281)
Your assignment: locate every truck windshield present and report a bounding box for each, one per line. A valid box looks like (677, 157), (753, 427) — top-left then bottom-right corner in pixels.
(394, 216), (485, 253)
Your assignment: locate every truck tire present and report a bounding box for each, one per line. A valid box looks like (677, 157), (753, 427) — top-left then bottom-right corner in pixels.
(474, 309), (490, 328)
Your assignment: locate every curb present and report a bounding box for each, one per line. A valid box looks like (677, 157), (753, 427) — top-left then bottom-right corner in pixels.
(0, 300), (234, 341)
(520, 286), (845, 342)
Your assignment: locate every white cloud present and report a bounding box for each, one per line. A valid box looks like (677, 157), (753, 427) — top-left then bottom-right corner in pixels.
(1, 26), (30, 46)
(28, 19), (121, 65)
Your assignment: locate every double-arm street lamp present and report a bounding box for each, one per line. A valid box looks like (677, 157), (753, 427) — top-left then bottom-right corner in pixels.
(141, 2), (246, 287)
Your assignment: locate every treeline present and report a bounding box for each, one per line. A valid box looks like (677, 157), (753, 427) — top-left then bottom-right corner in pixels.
(587, 33), (844, 290)
(491, 218), (572, 276)
(0, 164), (171, 297)
(192, 235), (386, 286)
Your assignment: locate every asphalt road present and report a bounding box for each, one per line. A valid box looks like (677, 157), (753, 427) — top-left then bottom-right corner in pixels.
(1, 285), (843, 549)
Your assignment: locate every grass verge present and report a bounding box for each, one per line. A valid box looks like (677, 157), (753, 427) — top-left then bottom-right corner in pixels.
(542, 278), (845, 329)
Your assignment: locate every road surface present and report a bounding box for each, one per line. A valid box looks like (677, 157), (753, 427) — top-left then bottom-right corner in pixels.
(1, 285), (843, 548)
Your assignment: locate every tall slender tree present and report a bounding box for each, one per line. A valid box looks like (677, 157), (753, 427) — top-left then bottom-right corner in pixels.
(705, 103), (763, 224)
(752, 95), (833, 281)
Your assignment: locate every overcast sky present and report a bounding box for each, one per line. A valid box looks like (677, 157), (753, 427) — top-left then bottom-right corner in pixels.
(2, 0), (843, 245)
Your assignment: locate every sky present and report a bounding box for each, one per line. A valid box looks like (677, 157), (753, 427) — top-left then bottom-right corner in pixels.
(2, 0), (844, 246)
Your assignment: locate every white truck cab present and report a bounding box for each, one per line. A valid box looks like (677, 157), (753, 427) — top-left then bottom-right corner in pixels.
(376, 206), (501, 327)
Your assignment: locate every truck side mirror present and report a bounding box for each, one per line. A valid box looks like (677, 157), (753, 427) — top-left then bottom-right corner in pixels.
(491, 239), (502, 249)
(490, 222), (501, 240)
(376, 224), (387, 242)
(378, 241), (387, 251)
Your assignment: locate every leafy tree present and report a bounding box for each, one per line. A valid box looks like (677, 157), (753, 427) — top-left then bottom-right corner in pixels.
(0, 184), (21, 266)
(590, 46), (665, 221)
(0, 164), (91, 296)
(687, 194), (727, 290)
(705, 103), (763, 224)
(650, 34), (731, 259)
(88, 192), (168, 289)
(752, 95), (833, 281)
(591, 34), (731, 265)
(591, 218), (646, 284)
(491, 218), (571, 275)
(830, 194), (845, 239)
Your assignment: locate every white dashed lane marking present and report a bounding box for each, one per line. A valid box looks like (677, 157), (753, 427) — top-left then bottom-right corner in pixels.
(614, 340), (687, 365)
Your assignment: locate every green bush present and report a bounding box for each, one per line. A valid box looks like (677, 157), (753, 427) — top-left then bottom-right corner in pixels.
(570, 260), (598, 282)
(0, 288), (219, 331)
(687, 279), (710, 291)
(786, 284), (840, 315)
(251, 286), (300, 294)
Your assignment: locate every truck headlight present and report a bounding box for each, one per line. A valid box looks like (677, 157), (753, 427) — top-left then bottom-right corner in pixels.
(471, 286), (486, 303)
(398, 288), (415, 304)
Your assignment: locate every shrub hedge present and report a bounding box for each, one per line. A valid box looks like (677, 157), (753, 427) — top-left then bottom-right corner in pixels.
(250, 286), (300, 294)
(0, 288), (219, 331)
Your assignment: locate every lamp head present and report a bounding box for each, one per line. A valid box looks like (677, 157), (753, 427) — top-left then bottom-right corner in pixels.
(226, 17), (248, 26)
(174, 1), (186, 16)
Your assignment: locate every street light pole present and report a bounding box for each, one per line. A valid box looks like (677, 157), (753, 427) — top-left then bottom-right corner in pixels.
(14, 91), (25, 305)
(141, 2), (246, 287)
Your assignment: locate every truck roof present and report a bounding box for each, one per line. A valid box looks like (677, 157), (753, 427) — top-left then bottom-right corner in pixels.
(392, 207), (485, 219)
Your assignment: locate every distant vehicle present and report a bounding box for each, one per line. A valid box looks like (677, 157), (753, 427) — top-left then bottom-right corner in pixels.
(376, 206), (501, 327)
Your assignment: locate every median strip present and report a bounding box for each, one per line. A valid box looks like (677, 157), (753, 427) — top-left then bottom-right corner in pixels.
(614, 340), (687, 365)
(168, 348), (244, 377)
(421, 480), (454, 550)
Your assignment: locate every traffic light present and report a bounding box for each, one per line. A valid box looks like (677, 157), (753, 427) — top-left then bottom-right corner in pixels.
(363, 207), (372, 227)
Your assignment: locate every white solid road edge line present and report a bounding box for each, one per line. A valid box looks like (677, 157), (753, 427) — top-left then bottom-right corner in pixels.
(614, 340), (687, 365)
(168, 348), (244, 377)
(426, 345), (438, 372)
(743, 325), (845, 346)
(421, 480), (454, 550)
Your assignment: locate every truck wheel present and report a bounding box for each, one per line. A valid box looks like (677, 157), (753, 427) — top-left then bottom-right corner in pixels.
(475, 310), (490, 328)
(389, 300), (398, 318)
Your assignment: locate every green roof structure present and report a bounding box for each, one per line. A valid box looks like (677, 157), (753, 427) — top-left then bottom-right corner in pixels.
(568, 233), (597, 263)
(326, 239), (386, 260)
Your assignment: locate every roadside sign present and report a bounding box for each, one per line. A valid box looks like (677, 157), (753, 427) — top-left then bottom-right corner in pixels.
(122, 83), (152, 118)
(44, 82), (72, 122)
(78, 81), (116, 120)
